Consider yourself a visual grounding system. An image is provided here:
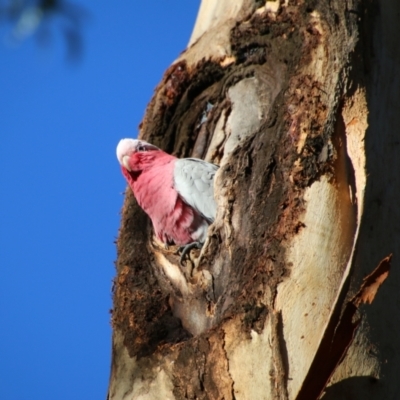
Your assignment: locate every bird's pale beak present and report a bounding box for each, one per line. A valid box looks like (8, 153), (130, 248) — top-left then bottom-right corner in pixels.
(122, 156), (131, 171)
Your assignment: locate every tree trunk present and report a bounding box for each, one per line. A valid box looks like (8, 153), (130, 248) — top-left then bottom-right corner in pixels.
(108, 1), (399, 399)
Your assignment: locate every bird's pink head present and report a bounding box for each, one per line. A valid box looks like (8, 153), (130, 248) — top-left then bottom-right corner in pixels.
(116, 138), (162, 173)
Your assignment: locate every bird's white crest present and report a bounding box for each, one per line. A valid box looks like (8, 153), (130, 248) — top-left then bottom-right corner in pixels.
(116, 138), (139, 165)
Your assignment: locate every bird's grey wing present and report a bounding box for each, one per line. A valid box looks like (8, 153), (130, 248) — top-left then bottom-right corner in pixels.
(173, 158), (219, 222)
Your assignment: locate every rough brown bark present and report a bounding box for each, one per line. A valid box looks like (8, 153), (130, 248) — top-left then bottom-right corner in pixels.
(108, 1), (399, 399)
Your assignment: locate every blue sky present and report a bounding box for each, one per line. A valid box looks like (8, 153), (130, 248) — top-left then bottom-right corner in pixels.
(0, 1), (199, 399)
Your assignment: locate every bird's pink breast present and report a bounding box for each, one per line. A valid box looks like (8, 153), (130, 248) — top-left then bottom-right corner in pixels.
(124, 151), (207, 245)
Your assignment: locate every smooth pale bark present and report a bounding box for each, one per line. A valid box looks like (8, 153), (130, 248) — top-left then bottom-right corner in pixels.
(108, 1), (399, 399)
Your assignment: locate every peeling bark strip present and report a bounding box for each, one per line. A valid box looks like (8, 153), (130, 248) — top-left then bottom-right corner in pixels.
(352, 256), (391, 306)
(296, 255), (391, 400)
(109, 0), (400, 399)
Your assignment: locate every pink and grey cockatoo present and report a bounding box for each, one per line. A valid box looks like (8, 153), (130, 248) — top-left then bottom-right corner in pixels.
(116, 138), (218, 262)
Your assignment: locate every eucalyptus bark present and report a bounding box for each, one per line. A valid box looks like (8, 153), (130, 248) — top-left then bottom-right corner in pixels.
(108, 1), (399, 399)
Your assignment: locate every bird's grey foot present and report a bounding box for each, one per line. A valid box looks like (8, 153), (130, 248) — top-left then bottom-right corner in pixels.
(179, 242), (203, 265)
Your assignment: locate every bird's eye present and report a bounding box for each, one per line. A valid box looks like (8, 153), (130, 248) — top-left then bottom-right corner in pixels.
(137, 145), (147, 152)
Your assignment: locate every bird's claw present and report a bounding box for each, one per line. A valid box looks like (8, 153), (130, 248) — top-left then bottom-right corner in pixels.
(179, 242), (202, 266)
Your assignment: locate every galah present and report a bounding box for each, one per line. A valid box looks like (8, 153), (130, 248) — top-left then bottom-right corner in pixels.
(116, 138), (218, 262)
